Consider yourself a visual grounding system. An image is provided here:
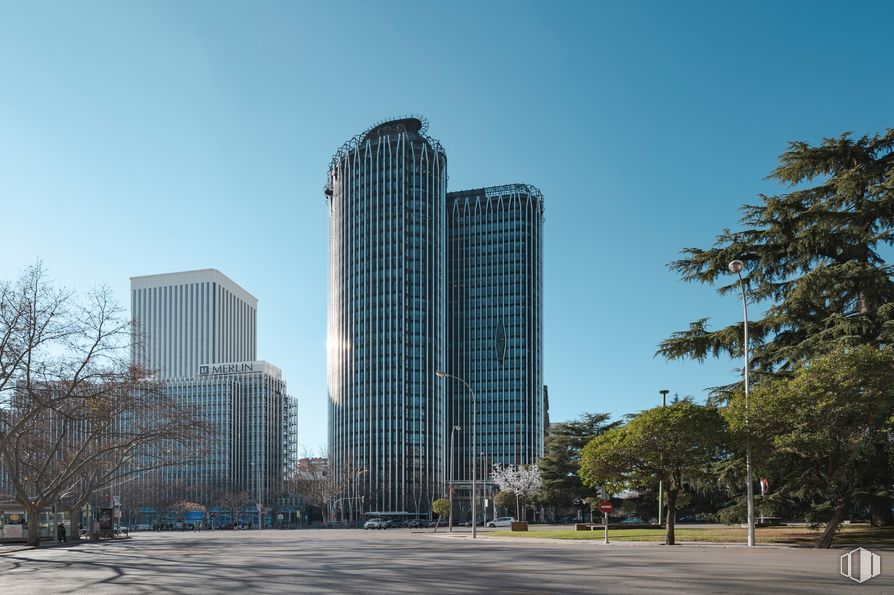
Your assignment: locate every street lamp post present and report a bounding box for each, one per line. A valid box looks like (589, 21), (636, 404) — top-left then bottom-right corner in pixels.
(658, 389), (669, 527)
(250, 461), (262, 531)
(448, 425), (460, 533)
(354, 468), (368, 527)
(729, 259), (756, 547)
(436, 371), (477, 539)
(479, 452), (488, 527)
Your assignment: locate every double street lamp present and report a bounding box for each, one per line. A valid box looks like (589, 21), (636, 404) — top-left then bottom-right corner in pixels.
(436, 371), (477, 539)
(729, 259), (756, 547)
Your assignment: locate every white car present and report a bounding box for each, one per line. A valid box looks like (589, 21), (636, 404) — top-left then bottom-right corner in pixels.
(487, 517), (516, 528)
(364, 518), (386, 530)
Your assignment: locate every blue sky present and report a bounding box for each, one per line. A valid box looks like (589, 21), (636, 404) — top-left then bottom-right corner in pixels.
(2, 1), (892, 452)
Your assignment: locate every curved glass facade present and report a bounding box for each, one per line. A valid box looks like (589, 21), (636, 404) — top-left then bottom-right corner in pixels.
(327, 117), (447, 514)
(446, 185), (544, 483)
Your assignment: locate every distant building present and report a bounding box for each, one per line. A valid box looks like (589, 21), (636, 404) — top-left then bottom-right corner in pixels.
(129, 270), (296, 519)
(298, 457), (328, 473)
(446, 184), (545, 480)
(131, 269), (257, 380)
(147, 361), (297, 507)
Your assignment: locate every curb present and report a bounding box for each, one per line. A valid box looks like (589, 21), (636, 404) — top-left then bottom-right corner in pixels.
(435, 533), (799, 549)
(457, 534), (894, 550)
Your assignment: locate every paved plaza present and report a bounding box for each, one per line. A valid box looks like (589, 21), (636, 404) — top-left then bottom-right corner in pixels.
(1, 528), (891, 594)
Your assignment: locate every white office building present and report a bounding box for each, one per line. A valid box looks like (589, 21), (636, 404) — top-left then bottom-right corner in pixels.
(131, 269), (257, 380)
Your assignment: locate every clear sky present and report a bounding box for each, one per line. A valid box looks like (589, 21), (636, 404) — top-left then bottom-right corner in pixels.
(2, 1), (892, 453)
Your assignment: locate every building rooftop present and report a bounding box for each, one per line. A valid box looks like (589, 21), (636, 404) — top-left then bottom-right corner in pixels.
(447, 184), (545, 213)
(326, 114), (445, 196)
(129, 268), (258, 306)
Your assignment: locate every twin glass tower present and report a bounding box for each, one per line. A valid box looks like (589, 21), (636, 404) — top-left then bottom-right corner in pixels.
(327, 117), (543, 516)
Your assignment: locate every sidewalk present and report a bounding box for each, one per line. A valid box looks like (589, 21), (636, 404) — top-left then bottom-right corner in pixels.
(1, 539), (81, 554)
(0, 535), (130, 555)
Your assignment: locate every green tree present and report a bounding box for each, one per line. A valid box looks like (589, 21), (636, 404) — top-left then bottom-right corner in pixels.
(726, 346), (894, 548)
(431, 498), (450, 533)
(538, 413), (618, 514)
(579, 401), (725, 545)
(658, 129), (894, 523)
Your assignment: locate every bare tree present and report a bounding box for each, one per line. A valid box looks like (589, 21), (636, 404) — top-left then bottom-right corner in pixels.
(215, 489), (253, 527)
(170, 500), (206, 528)
(490, 464), (543, 522)
(0, 264), (208, 546)
(288, 451), (362, 526)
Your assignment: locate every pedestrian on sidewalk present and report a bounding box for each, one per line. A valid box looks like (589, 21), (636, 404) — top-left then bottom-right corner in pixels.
(57, 522), (67, 543)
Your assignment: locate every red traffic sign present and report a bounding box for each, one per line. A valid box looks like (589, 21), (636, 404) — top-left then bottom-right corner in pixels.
(599, 501), (612, 513)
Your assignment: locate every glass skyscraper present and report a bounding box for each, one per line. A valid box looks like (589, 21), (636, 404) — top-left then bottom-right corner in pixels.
(446, 185), (545, 483)
(326, 117), (447, 514)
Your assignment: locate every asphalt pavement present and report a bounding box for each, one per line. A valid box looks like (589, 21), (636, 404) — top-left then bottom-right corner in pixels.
(1, 528), (890, 594)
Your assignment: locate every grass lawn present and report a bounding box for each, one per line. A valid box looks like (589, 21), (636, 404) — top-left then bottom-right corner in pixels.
(486, 525), (894, 546)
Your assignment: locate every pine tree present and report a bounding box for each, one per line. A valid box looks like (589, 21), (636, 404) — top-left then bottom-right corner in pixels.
(538, 413), (618, 513)
(659, 130), (894, 373)
(658, 129), (894, 525)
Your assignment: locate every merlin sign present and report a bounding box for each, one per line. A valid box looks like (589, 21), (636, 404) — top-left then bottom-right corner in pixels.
(198, 361), (281, 378)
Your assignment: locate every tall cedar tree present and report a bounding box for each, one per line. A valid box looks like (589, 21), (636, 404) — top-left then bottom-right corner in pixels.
(659, 130), (894, 372)
(537, 413), (618, 512)
(658, 130), (894, 524)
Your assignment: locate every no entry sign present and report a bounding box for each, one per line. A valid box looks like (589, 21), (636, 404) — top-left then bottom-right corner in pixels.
(599, 501), (612, 513)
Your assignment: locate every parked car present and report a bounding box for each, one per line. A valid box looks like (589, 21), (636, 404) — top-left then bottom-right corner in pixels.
(407, 519), (427, 529)
(620, 517), (643, 524)
(487, 517), (516, 528)
(384, 519), (402, 528)
(364, 518), (386, 530)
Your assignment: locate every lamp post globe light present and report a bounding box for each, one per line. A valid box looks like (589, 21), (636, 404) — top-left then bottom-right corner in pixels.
(729, 259), (756, 547)
(436, 371), (477, 539)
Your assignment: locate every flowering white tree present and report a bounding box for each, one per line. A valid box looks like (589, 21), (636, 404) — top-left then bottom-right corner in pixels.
(490, 464), (542, 521)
